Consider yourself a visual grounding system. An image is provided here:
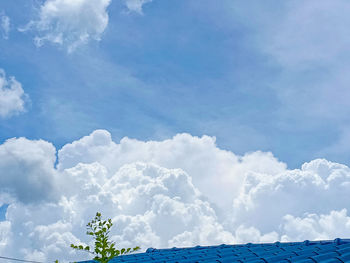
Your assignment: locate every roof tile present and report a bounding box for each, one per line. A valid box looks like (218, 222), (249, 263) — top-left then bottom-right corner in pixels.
(79, 238), (350, 263)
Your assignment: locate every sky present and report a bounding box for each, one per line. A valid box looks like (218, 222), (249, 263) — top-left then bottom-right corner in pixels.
(1, 0), (350, 262)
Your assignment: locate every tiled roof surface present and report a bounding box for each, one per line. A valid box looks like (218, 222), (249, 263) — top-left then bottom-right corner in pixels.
(79, 238), (350, 263)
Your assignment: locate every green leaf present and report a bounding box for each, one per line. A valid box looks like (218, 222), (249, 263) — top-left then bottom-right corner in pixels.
(70, 212), (140, 260)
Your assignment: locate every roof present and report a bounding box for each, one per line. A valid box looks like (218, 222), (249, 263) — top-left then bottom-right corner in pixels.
(79, 238), (350, 263)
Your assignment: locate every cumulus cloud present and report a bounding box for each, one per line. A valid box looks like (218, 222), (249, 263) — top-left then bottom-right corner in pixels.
(57, 130), (287, 209)
(1, 130), (350, 262)
(232, 158), (350, 233)
(281, 209), (350, 241)
(1, 14), (10, 39)
(0, 69), (29, 118)
(105, 163), (235, 248)
(125, 0), (152, 14)
(0, 137), (57, 203)
(21, 0), (111, 52)
(1, 160), (236, 262)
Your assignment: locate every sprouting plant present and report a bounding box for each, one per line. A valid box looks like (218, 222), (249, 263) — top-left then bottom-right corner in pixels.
(70, 212), (140, 263)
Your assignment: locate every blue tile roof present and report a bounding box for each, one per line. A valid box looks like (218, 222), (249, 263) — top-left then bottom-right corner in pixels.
(79, 238), (350, 263)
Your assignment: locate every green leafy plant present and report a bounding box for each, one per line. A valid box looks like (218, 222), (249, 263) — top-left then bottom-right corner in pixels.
(70, 212), (140, 263)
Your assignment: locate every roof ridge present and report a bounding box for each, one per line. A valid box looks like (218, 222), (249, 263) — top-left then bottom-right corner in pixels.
(145, 238), (350, 253)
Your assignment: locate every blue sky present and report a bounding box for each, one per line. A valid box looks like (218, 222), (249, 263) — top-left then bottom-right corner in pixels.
(1, 0), (348, 169)
(1, 1), (350, 261)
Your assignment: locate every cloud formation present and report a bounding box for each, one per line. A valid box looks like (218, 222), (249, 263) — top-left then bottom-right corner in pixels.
(57, 130), (284, 208)
(0, 137), (57, 203)
(21, 0), (111, 52)
(281, 209), (350, 241)
(0, 130), (350, 262)
(0, 69), (28, 118)
(232, 158), (350, 233)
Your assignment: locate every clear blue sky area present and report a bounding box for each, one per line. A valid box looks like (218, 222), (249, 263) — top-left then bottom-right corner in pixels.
(1, 0), (349, 170)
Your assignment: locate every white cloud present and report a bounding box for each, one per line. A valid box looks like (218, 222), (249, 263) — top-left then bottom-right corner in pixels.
(0, 69), (29, 118)
(0, 137), (57, 203)
(57, 130), (286, 209)
(232, 158), (350, 234)
(0, 221), (11, 254)
(124, 0), (152, 14)
(234, 225), (278, 244)
(1, 14), (10, 39)
(1, 130), (350, 262)
(21, 0), (111, 52)
(281, 209), (350, 241)
(1, 159), (236, 262)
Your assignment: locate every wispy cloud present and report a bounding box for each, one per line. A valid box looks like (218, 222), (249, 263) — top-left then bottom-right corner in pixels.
(124, 0), (152, 14)
(248, 0), (350, 120)
(228, 0), (350, 160)
(258, 0), (350, 68)
(0, 14), (10, 39)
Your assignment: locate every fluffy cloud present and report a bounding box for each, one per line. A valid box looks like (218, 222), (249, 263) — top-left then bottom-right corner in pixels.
(57, 130), (286, 209)
(21, 0), (111, 52)
(281, 209), (350, 241)
(20, 0), (154, 51)
(0, 69), (28, 118)
(0, 137), (57, 203)
(1, 160), (235, 262)
(1, 14), (10, 39)
(125, 0), (152, 14)
(232, 158), (350, 233)
(105, 163), (235, 248)
(1, 130), (350, 262)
